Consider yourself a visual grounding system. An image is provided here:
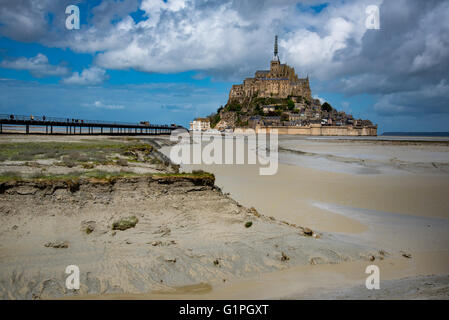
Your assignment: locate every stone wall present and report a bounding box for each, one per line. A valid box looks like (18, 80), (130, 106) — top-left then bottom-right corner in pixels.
(247, 124), (378, 136)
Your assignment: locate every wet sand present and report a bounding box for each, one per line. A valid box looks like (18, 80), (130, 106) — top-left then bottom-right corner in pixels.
(181, 162), (449, 234)
(1, 134), (448, 299)
(82, 251), (449, 299)
(161, 135), (449, 299)
(1, 135), (387, 299)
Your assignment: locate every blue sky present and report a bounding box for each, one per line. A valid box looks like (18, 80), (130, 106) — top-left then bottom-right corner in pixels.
(1, 0), (448, 132)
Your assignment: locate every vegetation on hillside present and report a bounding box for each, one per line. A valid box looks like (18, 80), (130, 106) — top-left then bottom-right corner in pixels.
(321, 102), (333, 112)
(204, 94), (338, 129)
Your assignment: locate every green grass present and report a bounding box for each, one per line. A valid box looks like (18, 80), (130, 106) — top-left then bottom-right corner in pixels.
(0, 141), (154, 168)
(0, 170), (216, 182)
(25, 172), (84, 181)
(0, 170), (137, 182)
(0, 171), (22, 182)
(83, 170), (137, 180)
(152, 171), (215, 180)
(112, 216), (139, 231)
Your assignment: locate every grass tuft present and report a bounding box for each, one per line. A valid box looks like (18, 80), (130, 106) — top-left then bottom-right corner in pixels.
(112, 216), (139, 231)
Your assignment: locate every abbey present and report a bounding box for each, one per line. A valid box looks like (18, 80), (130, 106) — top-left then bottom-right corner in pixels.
(229, 36), (312, 102)
(200, 35), (377, 136)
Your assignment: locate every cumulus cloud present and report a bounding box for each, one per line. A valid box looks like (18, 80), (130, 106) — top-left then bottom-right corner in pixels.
(94, 1), (266, 75)
(0, 0), (385, 79)
(332, 0), (449, 117)
(0, 53), (70, 77)
(0, 0), (52, 42)
(1, 0), (448, 119)
(62, 67), (109, 85)
(0, 0), (76, 42)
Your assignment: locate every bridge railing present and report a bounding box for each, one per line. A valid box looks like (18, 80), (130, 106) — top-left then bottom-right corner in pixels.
(0, 114), (171, 128)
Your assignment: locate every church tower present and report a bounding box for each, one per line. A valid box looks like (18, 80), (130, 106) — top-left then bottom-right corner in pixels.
(271, 35), (281, 72)
(274, 35), (279, 61)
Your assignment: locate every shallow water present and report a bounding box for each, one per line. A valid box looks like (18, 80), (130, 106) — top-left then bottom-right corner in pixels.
(314, 202), (449, 252)
(161, 135), (449, 294)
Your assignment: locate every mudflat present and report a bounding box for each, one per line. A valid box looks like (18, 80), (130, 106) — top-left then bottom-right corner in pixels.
(1, 134), (448, 299)
(0, 135), (379, 299)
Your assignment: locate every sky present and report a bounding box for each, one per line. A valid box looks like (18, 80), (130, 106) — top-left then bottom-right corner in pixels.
(0, 0), (448, 133)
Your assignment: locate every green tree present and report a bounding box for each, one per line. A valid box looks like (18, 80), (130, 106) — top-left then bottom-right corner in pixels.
(208, 113), (221, 128)
(321, 102), (333, 112)
(281, 113), (289, 122)
(227, 101), (242, 112)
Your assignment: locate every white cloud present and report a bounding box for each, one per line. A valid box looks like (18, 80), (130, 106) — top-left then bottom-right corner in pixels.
(62, 67), (109, 85)
(0, 0), (383, 80)
(94, 1), (260, 75)
(313, 95), (325, 104)
(0, 53), (70, 77)
(83, 100), (124, 110)
(2, 0), (449, 120)
(281, 0), (382, 79)
(76, 0), (382, 81)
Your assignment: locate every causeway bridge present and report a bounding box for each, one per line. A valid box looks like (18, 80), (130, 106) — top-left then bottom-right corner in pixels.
(0, 114), (184, 135)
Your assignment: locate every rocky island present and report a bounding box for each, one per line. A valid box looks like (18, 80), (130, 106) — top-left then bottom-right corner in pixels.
(205, 36), (377, 136)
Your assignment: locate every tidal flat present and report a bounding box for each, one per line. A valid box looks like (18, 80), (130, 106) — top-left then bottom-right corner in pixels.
(0, 134), (448, 299)
(0, 134), (379, 299)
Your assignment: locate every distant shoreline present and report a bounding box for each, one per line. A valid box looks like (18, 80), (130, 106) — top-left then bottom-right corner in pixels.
(382, 132), (449, 137)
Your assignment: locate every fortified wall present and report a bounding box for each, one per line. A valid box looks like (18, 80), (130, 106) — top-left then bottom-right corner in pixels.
(234, 124), (378, 136)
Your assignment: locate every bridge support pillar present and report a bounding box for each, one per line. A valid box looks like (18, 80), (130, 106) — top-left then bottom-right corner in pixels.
(26, 125), (29, 134)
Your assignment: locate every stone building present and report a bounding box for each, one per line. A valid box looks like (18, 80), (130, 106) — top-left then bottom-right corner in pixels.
(229, 36), (312, 102)
(190, 118), (210, 131)
(262, 105), (276, 113)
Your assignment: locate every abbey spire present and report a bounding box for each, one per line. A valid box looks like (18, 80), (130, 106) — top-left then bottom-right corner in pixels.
(274, 35), (280, 62)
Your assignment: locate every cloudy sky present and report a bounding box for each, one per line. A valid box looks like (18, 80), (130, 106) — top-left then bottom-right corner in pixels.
(0, 0), (448, 132)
